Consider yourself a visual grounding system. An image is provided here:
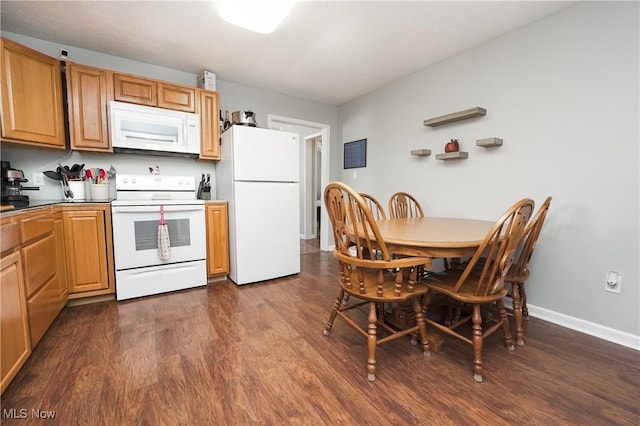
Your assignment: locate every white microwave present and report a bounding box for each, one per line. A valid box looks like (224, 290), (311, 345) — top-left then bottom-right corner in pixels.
(109, 101), (200, 156)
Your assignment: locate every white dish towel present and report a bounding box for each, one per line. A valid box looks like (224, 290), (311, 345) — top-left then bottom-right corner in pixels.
(157, 205), (171, 260)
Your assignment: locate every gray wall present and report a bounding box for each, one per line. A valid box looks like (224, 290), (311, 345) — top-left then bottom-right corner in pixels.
(338, 2), (639, 343)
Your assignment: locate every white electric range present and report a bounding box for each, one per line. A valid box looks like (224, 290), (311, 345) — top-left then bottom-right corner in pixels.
(111, 174), (206, 301)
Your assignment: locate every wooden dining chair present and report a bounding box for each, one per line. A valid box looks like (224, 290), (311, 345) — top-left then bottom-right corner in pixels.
(360, 193), (387, 220)
(506, 196), (552, 346)
(388, 191), (451, 273)
(388, 192), (424, 219)
(323, 181), (431, 382)
(420, 198), (534, 383)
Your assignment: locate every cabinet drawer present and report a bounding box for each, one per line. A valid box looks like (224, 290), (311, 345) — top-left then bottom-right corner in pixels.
(1, 222), (19, 253)
(21, 233), (56, 297)
(26, 275), (64, 348)
(19, 215), (54, 243)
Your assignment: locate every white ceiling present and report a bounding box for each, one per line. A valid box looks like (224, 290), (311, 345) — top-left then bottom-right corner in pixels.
(0, 1), (576, 106)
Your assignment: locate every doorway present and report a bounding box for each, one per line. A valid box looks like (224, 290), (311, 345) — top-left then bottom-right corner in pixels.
(304, 132), (322, 239)
(267, 114), (331, 252)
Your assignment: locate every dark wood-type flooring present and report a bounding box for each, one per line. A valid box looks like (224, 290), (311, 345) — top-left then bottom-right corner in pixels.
(2, 238), (639, 425)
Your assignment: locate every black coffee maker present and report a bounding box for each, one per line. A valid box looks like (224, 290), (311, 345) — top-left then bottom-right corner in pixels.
(1, 161), (39, 207)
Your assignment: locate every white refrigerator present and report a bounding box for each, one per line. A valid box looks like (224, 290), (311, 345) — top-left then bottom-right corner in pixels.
(217, 125), (301, 285)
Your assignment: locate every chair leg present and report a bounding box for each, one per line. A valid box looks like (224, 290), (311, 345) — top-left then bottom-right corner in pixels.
(411, 297), (431, 357)
(445, 300), (463, 326)
(367, 302), (378, 382)
(471, 304), (484, 383)
(496, 299), (515, 351)
(324, 289), (344, 336)
(511, 283), (525, 346)
(519, 282), (529, 320)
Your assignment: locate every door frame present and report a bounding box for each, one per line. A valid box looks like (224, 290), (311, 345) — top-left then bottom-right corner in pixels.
(267, 114), (331, 252)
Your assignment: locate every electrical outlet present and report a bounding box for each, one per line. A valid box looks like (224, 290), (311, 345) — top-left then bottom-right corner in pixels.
(604, 271), (622, 294)
(32, 172), (44, 186)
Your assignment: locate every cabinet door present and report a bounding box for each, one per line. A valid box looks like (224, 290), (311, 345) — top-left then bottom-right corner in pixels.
(67, 63), (111, 152)
(0, 37), (65, 148)
(63, 210), (109, 293)
(1, 251), (31, 394)
(113, 73), (156, 106)
(198, 89), (220, 160)
(206, 204), (229, 276)
(54, 215), (68, 302)
(158, 83), (195, 112)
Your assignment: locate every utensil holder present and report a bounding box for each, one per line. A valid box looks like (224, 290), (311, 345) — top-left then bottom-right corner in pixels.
(90, 184), (110, 201)
(63, 181), (86, 201)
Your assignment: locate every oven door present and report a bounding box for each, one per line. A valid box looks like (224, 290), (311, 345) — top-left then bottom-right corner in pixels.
(111, 204), (205, 270)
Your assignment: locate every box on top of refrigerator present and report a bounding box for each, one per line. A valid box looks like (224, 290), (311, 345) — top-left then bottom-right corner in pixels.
(197, 70), (216, 91)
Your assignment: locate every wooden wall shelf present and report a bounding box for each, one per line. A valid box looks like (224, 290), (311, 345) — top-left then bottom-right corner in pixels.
(476, 137), (503, 147)
(435, 152), (468, 160)
(423, 107), (486, 127)
(410, 149), (431, 156)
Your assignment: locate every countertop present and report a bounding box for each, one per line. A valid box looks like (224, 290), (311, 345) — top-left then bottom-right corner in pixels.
(1, 198), (226, 218)
(0, 199), (114, 218)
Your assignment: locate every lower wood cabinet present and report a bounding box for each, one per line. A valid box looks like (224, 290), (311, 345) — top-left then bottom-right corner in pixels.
(62, 205), (114, 298)
(17, 209), (68, 348)
(0, 204), (115, 394)
(206, 202), (229, 276)
(0, 250), (31, 394)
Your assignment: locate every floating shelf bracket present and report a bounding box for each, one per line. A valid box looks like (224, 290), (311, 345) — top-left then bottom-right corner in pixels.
(423, 107), (486, 127)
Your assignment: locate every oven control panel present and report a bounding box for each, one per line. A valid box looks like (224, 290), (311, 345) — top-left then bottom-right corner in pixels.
(116, 175), (196, 191)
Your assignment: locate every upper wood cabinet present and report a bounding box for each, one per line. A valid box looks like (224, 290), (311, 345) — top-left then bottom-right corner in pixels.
(113, 73), (196, 113)
(0, 37), (65, 149)
(159, 83), (195, 112)
(113, 73), (156, 106)
(66, 63), (112, 152)
(198, 89), (221, 160)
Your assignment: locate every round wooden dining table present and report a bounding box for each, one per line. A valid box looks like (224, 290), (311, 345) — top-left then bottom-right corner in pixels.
(369, 217), (496, 351)
(373, 217), (495, 265)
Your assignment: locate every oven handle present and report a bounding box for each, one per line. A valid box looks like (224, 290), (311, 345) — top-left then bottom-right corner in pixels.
(112, 205), (204, 213)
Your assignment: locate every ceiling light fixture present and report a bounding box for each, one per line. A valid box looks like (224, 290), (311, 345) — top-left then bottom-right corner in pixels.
(219, 0), (296, 34)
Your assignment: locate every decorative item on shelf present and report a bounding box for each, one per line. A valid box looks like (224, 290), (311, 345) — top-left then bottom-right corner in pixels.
(444, 139), (460, 153)
(149, 165), (160, 175)
(410, 149), (431, 156)
(476, 137), (503, 147)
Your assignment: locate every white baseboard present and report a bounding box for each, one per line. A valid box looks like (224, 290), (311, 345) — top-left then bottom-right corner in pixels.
(505, 300), (640, 351)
